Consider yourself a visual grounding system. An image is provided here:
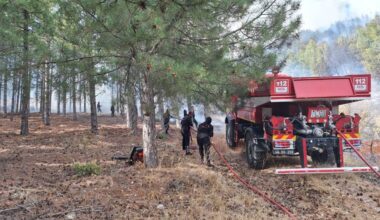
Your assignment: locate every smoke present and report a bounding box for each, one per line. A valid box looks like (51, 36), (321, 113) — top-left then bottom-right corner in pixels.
(340, 2), (352, 19)
(300, 0), (380, 30)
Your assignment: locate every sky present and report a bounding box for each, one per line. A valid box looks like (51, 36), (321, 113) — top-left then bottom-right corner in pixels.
(300, 0), (380, 30)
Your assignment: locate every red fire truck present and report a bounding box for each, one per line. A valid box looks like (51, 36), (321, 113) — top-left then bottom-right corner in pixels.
(225, 70), (378, 174)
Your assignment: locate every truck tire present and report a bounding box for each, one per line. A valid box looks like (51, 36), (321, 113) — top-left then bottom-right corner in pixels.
(245, 129), (267, 169)
(226, 119), (237, 148)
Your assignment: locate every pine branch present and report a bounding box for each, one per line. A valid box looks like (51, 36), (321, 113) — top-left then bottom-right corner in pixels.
(74, 0), (125, 42)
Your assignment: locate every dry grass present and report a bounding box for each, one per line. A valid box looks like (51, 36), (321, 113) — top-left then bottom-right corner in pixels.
(0, 114), (379, 219)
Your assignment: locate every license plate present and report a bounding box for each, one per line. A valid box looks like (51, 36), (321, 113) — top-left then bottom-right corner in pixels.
(273, 149), (294, 155)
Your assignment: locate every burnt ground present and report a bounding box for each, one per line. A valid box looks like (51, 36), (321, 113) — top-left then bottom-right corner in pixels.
(0, 114), (379, 220)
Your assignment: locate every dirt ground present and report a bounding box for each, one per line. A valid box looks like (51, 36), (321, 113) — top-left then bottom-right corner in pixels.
(0, 114), (379, 220)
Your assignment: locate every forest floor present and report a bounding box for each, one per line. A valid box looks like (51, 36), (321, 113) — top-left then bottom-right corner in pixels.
(0, 114), (379, 220)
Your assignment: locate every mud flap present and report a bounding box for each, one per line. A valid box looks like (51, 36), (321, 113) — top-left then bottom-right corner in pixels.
(296, 137), (307, 168)
(334, 138), (343, 167)
(324, 145), (336, 165)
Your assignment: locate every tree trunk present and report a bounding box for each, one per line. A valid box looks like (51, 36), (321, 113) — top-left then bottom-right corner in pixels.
(3, 72), (8, 117)
(140, 69), (158, 168)
(172, 101), (181, 128)
(10, 71), (16, 121)
(120, 70), (127, 122)
(120, 83), (127, 122)
(203, 104), (211, 119)
(72, 75), (77, 121)
(69, 86), (72, 112)
(40, 67), (45, 115)
(20, 9), (30, 135)
(57, 84), (61, 115)
(0, 73), (2, 112)
(186, 97), (192, 113)
(120, 101), (126, 121)
(78, 79), (82, 113)
(83, 82), (87, 113)
(63, 84), (67, 116)
(124, 58), (138, 132)
(44, 63), (51, 126)
(157, 93), (165, 129)
(16, 76), (21, 113)
(116, 82), (120, 113)
(56, 69), (61, 115)
(88, 66), (98, 134)
(126, 82), (138, 134)
(35, 72), (39, 112)
(41, 67), (46, 121)
(111, 82), (114, 105)
(129, 99), (138, 134)
(138, 81), (144, 118)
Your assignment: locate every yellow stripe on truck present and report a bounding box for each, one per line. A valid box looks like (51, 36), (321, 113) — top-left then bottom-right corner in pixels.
(337, 133), (361, 139)
(272, 135), (296, 141)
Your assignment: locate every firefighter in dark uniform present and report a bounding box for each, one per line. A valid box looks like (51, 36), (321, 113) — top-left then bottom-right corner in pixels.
(111, 105), (115, 117)
(163, 109), (172, 134)
(197, 117), (213, 166)
(181, 110), (193, 155)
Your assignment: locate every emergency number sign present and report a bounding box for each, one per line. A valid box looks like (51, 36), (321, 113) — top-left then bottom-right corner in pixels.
(274, 79), (289, 94)
(353, 77), (368, 92)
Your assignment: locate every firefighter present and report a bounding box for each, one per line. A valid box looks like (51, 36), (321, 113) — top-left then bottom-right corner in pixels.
(163, 109), (172, 134)
(97, 102), (102, 113)
(197, 116), (214, 166)
(181, 110), (193, 155)
(111, 105), (115, 117)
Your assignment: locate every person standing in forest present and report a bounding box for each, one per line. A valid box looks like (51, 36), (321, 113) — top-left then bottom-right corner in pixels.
(197, 117), (214, 166)
(97, 102), (102, 113)
(163, 109), (172, 134)
(111, 104), (115, 117)
(181, 110), (193, 155)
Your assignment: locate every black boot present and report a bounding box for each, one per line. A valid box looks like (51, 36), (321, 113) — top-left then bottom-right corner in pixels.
(185, 147), (192, 155)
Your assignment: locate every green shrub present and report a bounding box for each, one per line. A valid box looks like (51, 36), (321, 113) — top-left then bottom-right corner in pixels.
(72, 163), (101, 177)
(157, 132), (167, 140)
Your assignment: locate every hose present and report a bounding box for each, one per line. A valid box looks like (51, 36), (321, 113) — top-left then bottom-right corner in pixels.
(211, 143), (297, 220)
(336, 130), (380, 179)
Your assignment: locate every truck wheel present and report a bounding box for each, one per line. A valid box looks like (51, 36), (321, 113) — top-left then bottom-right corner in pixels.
(245, 130), (267, 169)
(226, 119), (237, 148)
